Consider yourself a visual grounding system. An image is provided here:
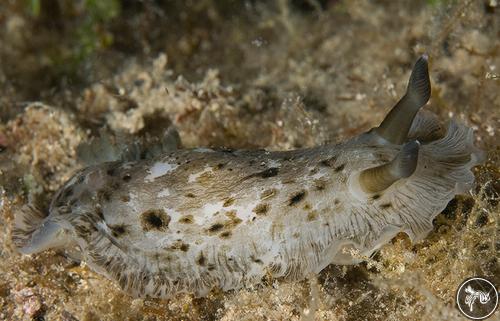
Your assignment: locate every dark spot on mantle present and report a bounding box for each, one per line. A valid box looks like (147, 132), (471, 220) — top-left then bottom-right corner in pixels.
(223, 198), (235, 207)
(319, 156), (337, 167)
(314, 179), (327, 191)
(171, 241), (190, 252)
(140, 209), (170, 231)
(309, 167), (319, 175)
(251, 255), (263, 264)
(253, 203), (269, 215)
(307, 210), (318, 221)
(110, 224), (128, 237)
(197, 252), (206, 266)
(219, 231), (232, 239)
(380, 203), (392, 209)
(289, 190), (307, 206)
(179, 215), (194, 224)
(208, 223), (224, 233)
(243, 167), (280, 180)
(260, 167), (279, 177)
(96, 208), (104, 220)
(334, 164), (345, 172)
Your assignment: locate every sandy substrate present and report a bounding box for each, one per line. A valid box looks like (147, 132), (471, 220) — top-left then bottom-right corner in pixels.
(0, 1), (498, 320)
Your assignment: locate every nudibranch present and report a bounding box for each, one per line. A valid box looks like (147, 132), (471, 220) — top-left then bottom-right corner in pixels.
(13, 56), (483, 298)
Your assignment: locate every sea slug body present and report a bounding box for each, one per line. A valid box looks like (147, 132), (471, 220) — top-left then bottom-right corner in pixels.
(12, 56), (484, 298)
